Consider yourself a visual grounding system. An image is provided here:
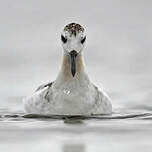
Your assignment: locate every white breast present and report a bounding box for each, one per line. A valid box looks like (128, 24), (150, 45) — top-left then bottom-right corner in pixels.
(50, 81), (97, 115)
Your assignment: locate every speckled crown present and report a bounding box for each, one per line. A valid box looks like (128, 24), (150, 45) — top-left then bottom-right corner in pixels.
(64, 23), (84, 36)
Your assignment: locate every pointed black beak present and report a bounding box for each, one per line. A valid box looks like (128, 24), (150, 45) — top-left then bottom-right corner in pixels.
(70, 50), (78, 77)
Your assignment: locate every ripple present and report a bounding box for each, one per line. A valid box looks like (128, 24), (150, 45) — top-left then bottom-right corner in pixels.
(0, 112), (152, 121)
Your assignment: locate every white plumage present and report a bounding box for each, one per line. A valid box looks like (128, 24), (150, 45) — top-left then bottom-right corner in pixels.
(23, 23), (112, 115)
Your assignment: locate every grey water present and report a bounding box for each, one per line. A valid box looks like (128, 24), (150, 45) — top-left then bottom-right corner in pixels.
(1, 0), (152, 151)
(0, 110), (152, 152)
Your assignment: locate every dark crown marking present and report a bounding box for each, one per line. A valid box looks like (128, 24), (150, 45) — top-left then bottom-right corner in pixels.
(64, 23), (84, 36)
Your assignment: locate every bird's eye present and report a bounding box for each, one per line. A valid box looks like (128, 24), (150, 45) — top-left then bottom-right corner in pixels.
(61, 35), (67, 43)
(81, 36), (86, 44)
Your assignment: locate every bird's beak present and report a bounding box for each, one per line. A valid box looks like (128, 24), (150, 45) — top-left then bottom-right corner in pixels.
(70, 50), (78, 77)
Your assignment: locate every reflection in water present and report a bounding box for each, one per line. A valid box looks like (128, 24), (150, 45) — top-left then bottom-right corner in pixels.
(63, 143), (85, 152)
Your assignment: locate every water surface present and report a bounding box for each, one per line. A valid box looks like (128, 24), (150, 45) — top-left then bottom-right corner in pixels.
(0, 95), (152, 152)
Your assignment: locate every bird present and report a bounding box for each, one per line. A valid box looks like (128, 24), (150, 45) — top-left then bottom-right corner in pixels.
(23, 23), (112, 115)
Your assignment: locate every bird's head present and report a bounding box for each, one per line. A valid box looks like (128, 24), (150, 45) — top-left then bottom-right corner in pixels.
(61, 23), (86, 77)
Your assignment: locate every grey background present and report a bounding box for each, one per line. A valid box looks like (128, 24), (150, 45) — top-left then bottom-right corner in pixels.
(0, 0), (152, 107)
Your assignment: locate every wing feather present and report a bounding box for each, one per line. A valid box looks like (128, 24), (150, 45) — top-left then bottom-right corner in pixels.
(35, 82), (53, 92)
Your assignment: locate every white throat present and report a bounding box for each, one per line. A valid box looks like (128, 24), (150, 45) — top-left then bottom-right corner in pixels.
(53, 52), (90, 88)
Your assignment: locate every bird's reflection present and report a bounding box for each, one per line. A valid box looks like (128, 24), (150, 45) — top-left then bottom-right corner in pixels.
(63, 142), (85, 152)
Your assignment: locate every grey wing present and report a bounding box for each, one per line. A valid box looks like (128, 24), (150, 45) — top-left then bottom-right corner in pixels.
(35, 82), (54, 92)
(92, 84), (112, 114)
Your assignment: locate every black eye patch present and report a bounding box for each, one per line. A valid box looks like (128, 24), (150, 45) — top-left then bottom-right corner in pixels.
(81, 36), (86, 44)
(61, 35), (67, 43)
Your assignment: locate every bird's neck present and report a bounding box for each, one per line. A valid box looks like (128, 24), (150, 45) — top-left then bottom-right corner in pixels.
(62, 53), (84, 80)
(54, 53), (90, 86)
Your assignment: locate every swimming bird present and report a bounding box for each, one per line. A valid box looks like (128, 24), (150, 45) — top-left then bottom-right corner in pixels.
(24, 23), (112, 115)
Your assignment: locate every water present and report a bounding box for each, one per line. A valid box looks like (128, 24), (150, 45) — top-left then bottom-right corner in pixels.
(0, 113), (152, 152)
(0, 95), (152, 152)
